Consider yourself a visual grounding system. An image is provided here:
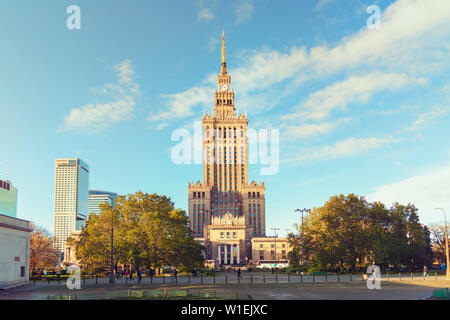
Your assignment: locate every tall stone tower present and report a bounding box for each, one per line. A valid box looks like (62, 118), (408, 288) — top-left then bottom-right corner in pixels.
(188, 32), (266, 263)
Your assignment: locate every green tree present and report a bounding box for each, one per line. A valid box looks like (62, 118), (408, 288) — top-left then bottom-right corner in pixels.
(429, 224), (447, 264)
(74, 191), (204, 273)
(289, 194), (433, 272)
(301, 194), (370, 271)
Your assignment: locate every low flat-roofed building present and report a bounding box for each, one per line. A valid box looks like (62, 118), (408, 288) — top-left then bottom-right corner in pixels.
(0, 214), (33, 287)
(251, 237), (292, 263)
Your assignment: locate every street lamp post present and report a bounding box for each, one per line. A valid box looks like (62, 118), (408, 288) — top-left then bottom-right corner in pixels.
(109, 210), (115, 285)
(295, 208), (310, 265)
(271, 228), (280, 260)
(434, 208), (450, 280)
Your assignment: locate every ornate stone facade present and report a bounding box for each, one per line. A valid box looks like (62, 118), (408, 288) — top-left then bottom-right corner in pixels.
(188, 32), (268, 264)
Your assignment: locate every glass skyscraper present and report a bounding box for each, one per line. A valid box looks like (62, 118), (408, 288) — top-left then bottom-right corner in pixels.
(88, 190), (117, 215)
(0, 179), (17, 218)
(53, 158), (89, 253)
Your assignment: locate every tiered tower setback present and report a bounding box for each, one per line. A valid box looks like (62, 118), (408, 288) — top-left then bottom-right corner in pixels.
(188, 32), (266, 264)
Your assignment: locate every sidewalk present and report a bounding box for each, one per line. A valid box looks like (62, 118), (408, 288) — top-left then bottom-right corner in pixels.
(0, 282), (29, 291)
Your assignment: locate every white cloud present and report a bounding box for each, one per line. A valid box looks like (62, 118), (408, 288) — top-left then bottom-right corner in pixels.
(232, 47), (309, 93)
(406, 105), (450, 132)
(231, 0), (449, 92)
(152, 47), (308, 124)
(367, 165), (450, 224)
(285, 136), (397, 163)
(148, 86), (211, 123)
(234, 1), (255, 25)
(286, 73), (427, 121)
(315, 0), (337, 11)
(206, 36), (219, 53)
(60, 60), (138, 133)
(198, 7), (214, 21)
(115, 59), (135, 85)
(150, 0), (450, 132)
(309, 0), (450, 74)
(282, 122), (339, 141)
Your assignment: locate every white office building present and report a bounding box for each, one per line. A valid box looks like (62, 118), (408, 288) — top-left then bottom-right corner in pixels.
(53, 158), (89, 253)
(88, 190), (117, 215)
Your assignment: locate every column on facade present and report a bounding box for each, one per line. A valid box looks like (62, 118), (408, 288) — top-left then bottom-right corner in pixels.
(237, 245), (240, 264)
(224, 244), (228, 265)
(231, 245), (235, 265)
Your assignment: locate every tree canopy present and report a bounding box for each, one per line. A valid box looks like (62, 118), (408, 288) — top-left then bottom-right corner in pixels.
(288, 194), (433, 272)
(29, 224), (60, 272)
(72, 191), (204, 273)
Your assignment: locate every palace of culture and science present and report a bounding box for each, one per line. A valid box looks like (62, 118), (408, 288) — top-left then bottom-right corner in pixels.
(188, 32), (291, 265)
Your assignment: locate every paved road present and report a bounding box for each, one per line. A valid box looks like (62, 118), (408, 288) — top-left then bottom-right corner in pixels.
(0, 282), (441, 300)
(246, 285), (436, 300)
(26, 272), (446, 286)
(1, 273), (448, 300)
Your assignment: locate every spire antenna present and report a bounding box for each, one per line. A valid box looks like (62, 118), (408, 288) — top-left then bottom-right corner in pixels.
(221, 29), (227, 75)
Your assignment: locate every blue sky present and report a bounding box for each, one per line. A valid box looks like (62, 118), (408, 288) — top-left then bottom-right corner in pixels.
(1, 0), (449, 235)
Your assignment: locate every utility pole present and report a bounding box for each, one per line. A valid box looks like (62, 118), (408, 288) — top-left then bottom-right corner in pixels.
(295, 208), (310, 265)
(434, 208), (450, 280)
(271, 228), (280, 260)
(109, 209), (115, 285)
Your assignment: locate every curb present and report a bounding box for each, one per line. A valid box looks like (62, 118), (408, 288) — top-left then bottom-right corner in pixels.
(0, 282), (29, 291)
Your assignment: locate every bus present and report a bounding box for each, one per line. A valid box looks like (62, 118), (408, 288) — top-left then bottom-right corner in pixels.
(204, 260), (219, 270)
(255, 260), (289, 269)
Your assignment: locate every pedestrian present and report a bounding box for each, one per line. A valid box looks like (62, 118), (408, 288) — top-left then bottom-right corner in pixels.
(137, 269), (142, 284)
(237, 268), (242, 280)
(130, 269), (135, 281)
(173, 268), (178, 281)
(423, 266), (429, 277)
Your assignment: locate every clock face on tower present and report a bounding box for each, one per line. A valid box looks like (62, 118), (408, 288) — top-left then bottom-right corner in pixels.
(221, 84), (228, 91)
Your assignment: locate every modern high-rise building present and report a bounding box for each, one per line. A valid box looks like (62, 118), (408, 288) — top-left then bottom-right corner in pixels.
(188, 32), (271, 265)
(0, 179), (17, 218)
(53, 158), (89, 252)
(88, 190), (117, 215)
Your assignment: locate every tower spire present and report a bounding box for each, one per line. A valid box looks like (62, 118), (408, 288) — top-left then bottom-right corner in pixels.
(221, 29), (227, 75)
